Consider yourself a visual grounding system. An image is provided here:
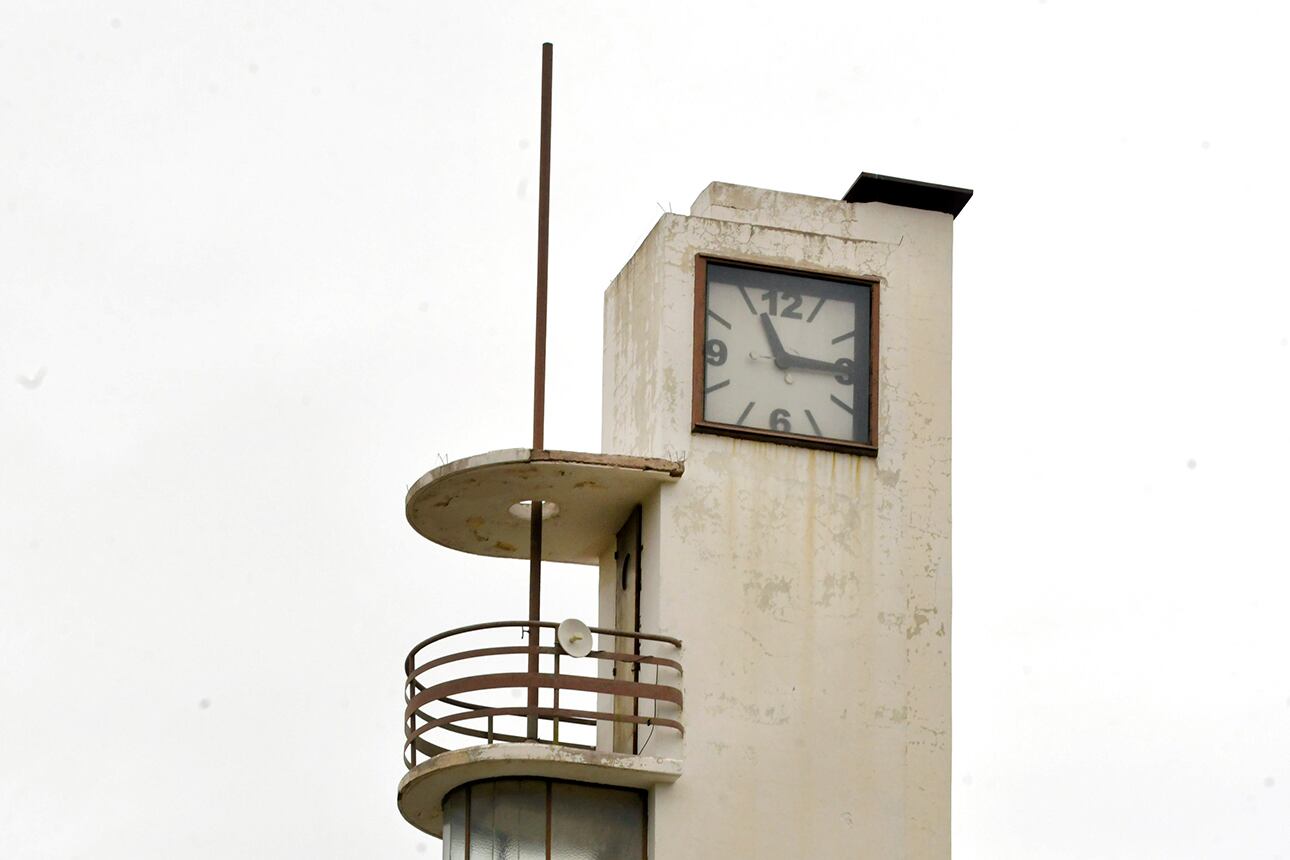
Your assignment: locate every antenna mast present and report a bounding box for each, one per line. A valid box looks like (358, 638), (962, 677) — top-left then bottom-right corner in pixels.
(527, 41), (553, 740)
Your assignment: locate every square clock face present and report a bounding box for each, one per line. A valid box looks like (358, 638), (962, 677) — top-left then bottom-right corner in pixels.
(693, 258), (876, 451)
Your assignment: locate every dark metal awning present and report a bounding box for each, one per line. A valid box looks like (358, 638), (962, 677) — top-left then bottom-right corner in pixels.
(842, 172), (973, 218)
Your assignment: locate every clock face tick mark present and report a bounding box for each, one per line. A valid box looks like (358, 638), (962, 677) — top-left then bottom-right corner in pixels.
(736, 285), (758, 315)
(807, 297), (827, 323)
(805, 409), (822, 436)
(832, 330), (855, 345)
(705, 379), (731, 394)
(707, 309), (732, 330)
(736, 401), (755, 425)
(830, 394), (853, 414)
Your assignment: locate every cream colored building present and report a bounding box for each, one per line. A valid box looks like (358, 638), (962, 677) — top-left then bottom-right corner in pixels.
(398, 173), (970, 859)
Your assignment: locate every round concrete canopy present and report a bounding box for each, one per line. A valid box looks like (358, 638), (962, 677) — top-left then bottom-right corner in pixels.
(405, 449), (684, 565)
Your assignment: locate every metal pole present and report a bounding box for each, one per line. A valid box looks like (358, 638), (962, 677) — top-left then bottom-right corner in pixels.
(533, 40), (552, 451)
(527, 41), (553, 741)
(527, 508), (543, 740)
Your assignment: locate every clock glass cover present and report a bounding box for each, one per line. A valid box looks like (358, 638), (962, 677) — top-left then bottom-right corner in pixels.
(696, 259), (874, 449)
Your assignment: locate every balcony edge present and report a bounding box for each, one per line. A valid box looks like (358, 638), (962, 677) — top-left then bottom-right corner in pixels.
(397, 743), (682, 837)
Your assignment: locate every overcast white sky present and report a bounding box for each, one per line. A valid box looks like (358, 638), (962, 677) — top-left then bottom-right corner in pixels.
(3, 1), (1289, 857)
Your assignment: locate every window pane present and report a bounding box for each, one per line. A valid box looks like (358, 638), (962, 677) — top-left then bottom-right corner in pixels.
(443, 788), (466, 860)
(495, 780), (546, 860)
(468, 782), (496, 860)
(469, 780), (545, 860)
(550, 783), (644, 860)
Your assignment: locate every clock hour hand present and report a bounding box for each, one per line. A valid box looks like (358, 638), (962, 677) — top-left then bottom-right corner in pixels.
(780, 353), (846, 374)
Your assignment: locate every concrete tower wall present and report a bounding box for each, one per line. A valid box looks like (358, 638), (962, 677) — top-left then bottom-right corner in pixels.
(598, 183), (953, 859)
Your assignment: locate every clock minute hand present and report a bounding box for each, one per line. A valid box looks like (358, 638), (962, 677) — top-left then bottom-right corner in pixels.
(759, 313), (792, 370)
(759, 313), (844, 374)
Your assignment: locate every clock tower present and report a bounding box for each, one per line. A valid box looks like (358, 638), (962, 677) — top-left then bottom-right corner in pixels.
(397, 169), (970, 857)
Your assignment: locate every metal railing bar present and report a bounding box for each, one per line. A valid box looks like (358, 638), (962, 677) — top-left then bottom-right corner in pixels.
(404, 650), (680, 706)
(585, 650), (683, 673)
(405, 672), (683, 719)
(404, 700), (598, 731)
(586, 625), (683, 648)
(403, 620), (561, 667)
(408, 644), (565, 678)
(405, 706), (683, 745)
(403, 732), (598, 768)
(403, 620), (681, 673)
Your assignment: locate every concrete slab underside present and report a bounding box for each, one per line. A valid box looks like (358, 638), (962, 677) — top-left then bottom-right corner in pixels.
(405, 448), (683, 565)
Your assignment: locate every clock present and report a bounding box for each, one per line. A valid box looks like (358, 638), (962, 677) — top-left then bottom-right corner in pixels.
(691, 256), (877, 454)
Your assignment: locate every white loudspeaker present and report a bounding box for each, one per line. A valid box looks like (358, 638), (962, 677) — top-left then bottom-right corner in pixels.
(556, 618), (593, 658)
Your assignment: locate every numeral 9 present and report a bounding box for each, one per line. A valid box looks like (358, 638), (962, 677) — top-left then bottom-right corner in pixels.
(705, 339), (728, 366)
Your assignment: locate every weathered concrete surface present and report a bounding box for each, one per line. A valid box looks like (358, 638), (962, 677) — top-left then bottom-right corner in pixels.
(405, 449), (683, 564)
(690, 181), (909, 244)
(600, 185), (953, 858)
(397, 743), (681, 837)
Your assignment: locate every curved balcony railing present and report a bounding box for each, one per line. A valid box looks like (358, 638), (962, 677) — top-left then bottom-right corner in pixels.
(403, 620), (683, 768)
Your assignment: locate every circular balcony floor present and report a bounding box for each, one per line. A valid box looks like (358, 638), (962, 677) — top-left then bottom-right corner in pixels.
(398, 743), (682, 838)
(405, 449), (684, 565)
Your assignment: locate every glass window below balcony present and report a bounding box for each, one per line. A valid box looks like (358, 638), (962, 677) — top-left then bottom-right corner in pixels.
(443, 779), (645, 860)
